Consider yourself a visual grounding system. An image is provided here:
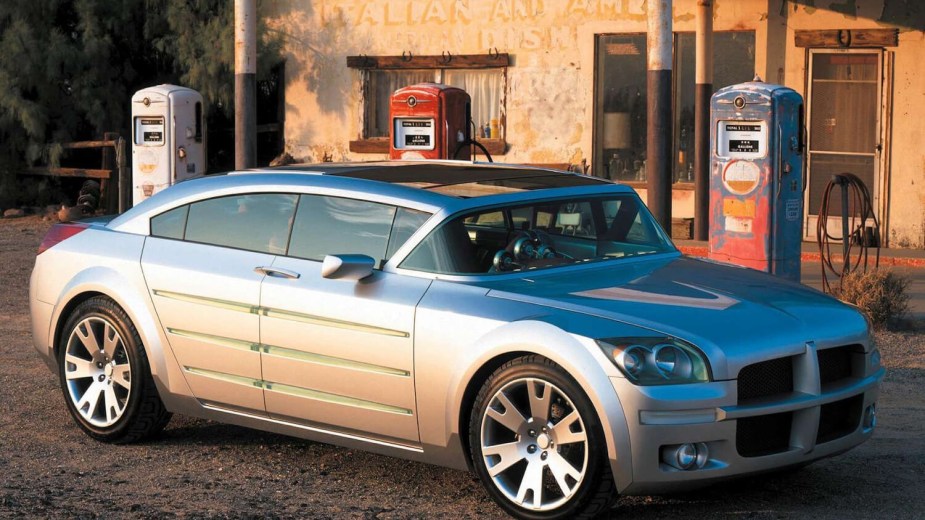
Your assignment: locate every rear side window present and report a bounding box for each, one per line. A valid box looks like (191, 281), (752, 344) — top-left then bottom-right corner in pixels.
(184, 194), (298, 254)
(288, 195), (396, 264)
(386, 208), (431, 260)
(150, 205), (189, 239)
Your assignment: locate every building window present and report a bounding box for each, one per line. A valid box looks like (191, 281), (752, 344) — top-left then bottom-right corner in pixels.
(595, 32), (756, 184)
(347, 54), (508, 156)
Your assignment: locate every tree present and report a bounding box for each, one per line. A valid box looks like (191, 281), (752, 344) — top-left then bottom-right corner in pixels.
(0, 0), (281, 207)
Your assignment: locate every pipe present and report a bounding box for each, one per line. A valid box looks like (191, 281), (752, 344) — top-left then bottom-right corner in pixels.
(235, 0), (257, 169)
(694, 0), (713, 240)
(647, 0), (673, 230)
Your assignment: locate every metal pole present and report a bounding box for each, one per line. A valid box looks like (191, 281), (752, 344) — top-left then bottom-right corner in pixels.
(693, 1), (713, 241)
(235, 0), (257, 170)
(647, 0), (673, 230)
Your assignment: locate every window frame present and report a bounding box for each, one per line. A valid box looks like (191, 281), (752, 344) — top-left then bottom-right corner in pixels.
(346, 53), (510, 157)
(593, 30), (757, 188)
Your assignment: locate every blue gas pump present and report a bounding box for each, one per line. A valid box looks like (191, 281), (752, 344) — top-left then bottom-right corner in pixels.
(708, 79), (805, 282)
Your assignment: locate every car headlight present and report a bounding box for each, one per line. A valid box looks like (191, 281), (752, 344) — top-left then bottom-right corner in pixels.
(596, 337), (711, 385)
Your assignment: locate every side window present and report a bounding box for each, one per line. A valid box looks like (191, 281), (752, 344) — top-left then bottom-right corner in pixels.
(464, 210), (506, 228)
(386, 208), (432, 260)
(289, 195), (396, 264)
(553, 201), (596, 237)
(184, 194), (298, 254)
(150, 205), (189, 239)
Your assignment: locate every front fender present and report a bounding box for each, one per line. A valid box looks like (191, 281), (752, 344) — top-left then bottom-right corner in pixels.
(413, 282), (635, 491)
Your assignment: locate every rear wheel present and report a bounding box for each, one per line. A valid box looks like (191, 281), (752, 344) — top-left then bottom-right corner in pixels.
(469, 355), (615, 519)
(58, 296), (171, 443)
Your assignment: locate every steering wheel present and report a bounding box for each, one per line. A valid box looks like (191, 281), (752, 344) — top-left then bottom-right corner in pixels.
(492, 230), (560, 272)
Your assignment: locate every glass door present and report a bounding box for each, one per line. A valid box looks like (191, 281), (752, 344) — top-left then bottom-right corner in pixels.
(804, 49), (882, 241)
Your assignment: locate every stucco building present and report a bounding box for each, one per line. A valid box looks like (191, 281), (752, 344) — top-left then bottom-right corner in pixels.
(268, 0), (925, 248)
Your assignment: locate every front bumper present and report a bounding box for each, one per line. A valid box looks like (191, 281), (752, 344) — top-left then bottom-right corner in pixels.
(610, 363), (885, 495)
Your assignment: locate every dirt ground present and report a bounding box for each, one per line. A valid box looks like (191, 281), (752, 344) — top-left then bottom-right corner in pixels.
(1, 215), (923, 519)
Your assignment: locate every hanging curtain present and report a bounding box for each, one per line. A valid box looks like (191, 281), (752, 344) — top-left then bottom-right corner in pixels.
(444, 69), (503, 136)
(368, 70), (437, 137)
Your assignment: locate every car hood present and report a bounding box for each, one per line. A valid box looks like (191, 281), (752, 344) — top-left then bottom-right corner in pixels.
(478, 255), (868, 378)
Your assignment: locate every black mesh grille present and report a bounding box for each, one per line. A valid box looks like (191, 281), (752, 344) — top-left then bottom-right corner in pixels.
(817, 345), (859, 386)
(817, 395), (864, 444)
(738, 356), (794, 403)
(737, 412), (792, 457)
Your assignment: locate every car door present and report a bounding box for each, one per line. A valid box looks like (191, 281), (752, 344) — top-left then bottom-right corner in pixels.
(259, 195), (432, 443)
(141, 193), (298, 413)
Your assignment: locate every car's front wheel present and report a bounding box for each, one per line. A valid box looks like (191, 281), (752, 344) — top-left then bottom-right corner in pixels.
(58, 296), (171, 443)
(469, 355), (615, 519)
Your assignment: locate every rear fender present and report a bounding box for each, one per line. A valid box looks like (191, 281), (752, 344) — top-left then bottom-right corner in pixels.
(49, 265), (193, 407)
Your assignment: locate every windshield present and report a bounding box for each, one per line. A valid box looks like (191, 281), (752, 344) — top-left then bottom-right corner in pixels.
(400, 194), (675, 275)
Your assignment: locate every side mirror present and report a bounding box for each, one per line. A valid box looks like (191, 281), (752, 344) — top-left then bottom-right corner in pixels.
(321, 254), (375, 281)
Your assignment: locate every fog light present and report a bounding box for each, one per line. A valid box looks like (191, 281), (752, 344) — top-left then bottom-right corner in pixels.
(661, 442), (709, 470)
(863, 404), (877, 430)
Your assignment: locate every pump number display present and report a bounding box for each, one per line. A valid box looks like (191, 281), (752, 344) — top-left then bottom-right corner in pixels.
(393, 118), (435, 151)
(717, 121), (767, 158)
(134, 117), (165, 146)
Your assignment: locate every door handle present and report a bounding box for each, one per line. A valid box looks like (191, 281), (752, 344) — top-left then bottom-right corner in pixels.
(254, 266), (301, 280)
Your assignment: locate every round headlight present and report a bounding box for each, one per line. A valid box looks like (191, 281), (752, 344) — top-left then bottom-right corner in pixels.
(654, 344), (693, 379)
(620, 346), (648, 376)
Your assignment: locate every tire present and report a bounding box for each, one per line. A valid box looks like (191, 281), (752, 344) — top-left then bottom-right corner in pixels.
(469, 355), (616, 519)
(57, 296), (171, 443)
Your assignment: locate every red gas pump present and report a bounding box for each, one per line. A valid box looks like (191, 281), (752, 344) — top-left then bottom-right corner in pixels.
(389, 83), (471, 161)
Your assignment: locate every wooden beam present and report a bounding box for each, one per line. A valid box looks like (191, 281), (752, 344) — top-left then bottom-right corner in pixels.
(795, 29), (898, 48)
(61, 140), (119, 150)
(26, 167), (112, 179)
(347, 53), (510, 70)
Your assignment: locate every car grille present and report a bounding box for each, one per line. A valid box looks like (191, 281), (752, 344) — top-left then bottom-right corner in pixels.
(737, 412), (793, 458)
(737, 356), (793, 402)
(735, 345), (867, 458)
(817, 395), (864, 444)
(818, 344), (861, 387)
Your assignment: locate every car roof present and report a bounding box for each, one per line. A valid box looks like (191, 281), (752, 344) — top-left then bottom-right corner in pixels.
(109, 161), (636, 235)
(250, 160), (611, 198)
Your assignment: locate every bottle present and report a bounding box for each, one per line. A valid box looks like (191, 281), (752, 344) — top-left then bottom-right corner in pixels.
(608, 154), (619, 180)
(490, 119), (499, 139)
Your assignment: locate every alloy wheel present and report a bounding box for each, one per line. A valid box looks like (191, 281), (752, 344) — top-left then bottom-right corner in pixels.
(479, 377), (589, 511)
(63, 316), (132, 427)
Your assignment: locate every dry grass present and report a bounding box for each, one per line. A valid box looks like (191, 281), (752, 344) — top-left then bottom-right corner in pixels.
(834, 269), (911, 330)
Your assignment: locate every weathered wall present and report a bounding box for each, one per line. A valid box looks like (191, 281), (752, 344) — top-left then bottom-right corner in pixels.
(778, 0), (925, 248)
(273, 0), (765, 166)
(272, 0), (925, 247)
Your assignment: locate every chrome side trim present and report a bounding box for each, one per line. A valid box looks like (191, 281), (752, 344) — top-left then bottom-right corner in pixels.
(262, 344), (410, 377)
(153, 289), (259, 314)
(200, 402), (424, 453)
(263, 381), (413, 415)
(167, 328), (409, 377)
(261, 307), (409, 338)
(153, 289), (409, 338)
(167, 328), (260, 352)
(183, 367), (413, 416)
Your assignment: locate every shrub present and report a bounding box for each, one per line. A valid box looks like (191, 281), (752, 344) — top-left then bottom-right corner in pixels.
(834, 269), (911, 330)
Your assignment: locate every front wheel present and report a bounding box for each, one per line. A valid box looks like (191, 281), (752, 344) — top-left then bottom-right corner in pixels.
(469, 355), (615, 519)
(58, 296), (171, 443)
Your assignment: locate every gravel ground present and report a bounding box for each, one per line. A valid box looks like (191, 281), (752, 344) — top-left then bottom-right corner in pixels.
(2, 215), (923, 519)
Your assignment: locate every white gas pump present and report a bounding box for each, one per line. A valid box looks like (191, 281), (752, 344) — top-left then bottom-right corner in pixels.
(131, 85), (205, 206)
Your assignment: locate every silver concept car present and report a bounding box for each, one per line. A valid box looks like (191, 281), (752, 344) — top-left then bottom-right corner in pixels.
(30, 162), (884, 519)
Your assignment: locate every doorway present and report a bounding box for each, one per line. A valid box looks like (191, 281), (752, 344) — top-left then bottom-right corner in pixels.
(804, 49), (884, 242)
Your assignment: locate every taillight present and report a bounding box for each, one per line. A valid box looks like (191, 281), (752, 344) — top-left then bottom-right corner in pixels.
(37, 223), (90, 255)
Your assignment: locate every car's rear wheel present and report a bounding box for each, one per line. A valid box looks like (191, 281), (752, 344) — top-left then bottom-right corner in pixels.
(58, 296), (170, 443)
(469, 355), (615, 519)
